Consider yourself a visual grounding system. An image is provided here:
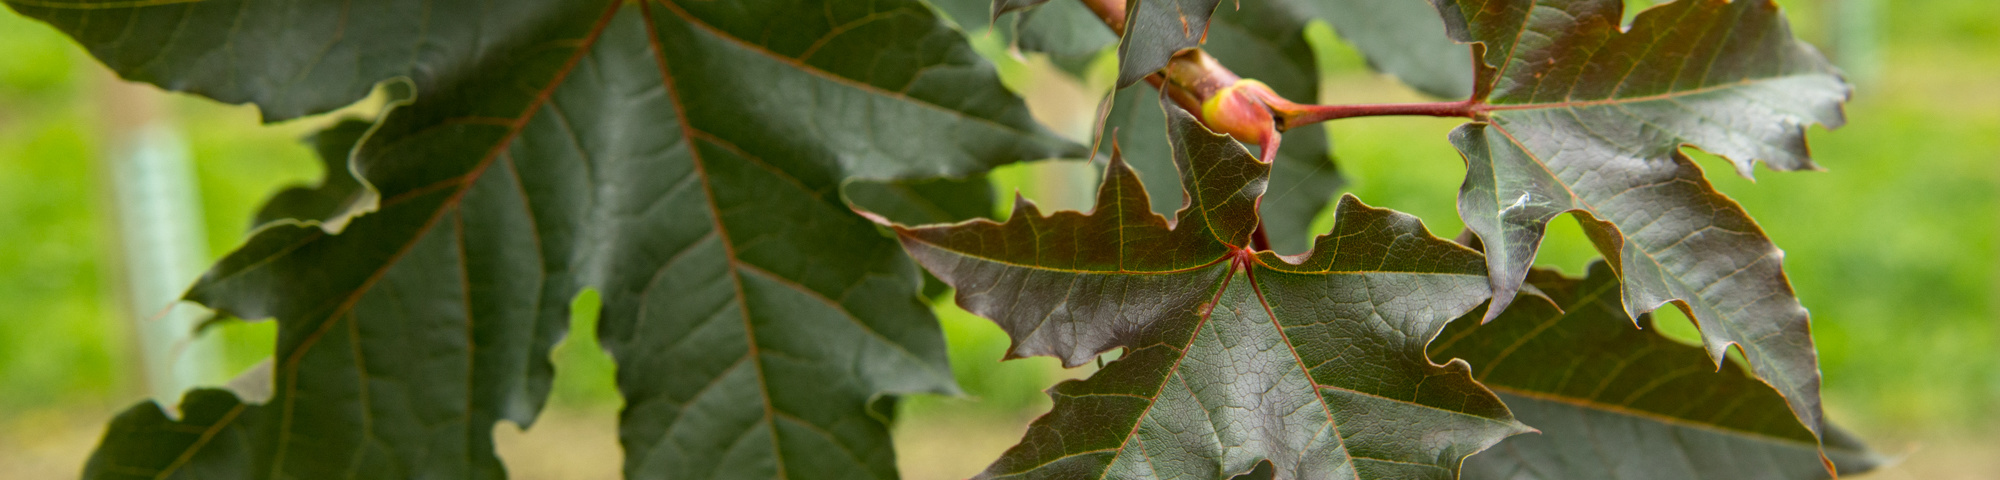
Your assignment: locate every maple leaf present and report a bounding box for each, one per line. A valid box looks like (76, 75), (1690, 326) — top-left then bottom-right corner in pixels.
(1429, 0), (1848, 443)
(885, 100), (1528, 479)
(26, 1), (1085, 478)
(1434, 263), (1886, 479)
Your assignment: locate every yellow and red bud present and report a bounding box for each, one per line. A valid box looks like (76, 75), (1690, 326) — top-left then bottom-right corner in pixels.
(1199, 79), (1282, 162)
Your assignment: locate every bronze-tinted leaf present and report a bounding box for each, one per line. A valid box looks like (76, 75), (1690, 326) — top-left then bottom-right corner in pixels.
(896, 104), (1263, 366)
(1431, 0), (1846, 443)
(889, 101), (1527, 479)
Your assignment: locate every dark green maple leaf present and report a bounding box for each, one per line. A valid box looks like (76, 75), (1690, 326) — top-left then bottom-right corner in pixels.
(1428, 0), (1847, 443)
(1433, 263), (1885, 479)
(34, 1), (1085, 479)
(884, 101), (1527, 479)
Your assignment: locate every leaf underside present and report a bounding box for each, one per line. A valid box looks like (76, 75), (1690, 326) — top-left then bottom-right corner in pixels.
(1315, 0), (1475, 99)
(891, 101), (1527, 480)
(30, 1), (1086, 479)
(1434, 263), (1884, 479)
(1431, 0), (1848, 442)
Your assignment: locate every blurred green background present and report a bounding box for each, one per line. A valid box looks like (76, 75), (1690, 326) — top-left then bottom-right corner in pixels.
(0, 0), (1993, 478)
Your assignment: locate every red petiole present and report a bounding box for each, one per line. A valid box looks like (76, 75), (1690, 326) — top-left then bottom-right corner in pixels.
(1073, 0), (1478, 252)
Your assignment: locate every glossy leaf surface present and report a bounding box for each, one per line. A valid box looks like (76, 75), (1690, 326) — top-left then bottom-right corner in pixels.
(1434, 263), (1884, 479)
(1432, 0), (1846, 439)
(891, 103), (1527, 479)
(49, 1), (1083, 479)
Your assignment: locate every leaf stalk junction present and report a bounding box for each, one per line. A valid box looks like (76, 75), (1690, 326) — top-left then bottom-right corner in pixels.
(1076, 0), (1471, 254)
(1077, 0), (1478, 160)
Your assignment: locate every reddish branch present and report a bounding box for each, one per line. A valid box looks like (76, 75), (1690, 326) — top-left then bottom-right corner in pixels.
(1071, 0), (1472, 252)
(1080, 0), (1128, 35)
(1073, 0), (1480, 141)
(1277, 101), (1479, 127)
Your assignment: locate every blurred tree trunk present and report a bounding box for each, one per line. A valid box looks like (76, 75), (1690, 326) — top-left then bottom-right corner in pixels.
(93, 70), (217, 407)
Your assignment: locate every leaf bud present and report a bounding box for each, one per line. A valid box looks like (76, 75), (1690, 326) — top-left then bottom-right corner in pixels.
(1199, 79), (1281, 161)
